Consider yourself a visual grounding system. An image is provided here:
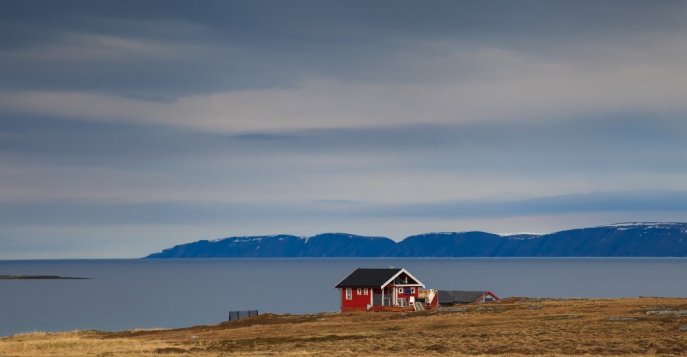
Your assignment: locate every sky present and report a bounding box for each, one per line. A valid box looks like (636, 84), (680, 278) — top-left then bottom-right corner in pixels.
(1, 0), (687, 258)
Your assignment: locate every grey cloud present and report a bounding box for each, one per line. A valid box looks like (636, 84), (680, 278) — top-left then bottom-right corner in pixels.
(2, 114), (685, 174)
(2, 1), (686, 97)
(1, 189), (685, 227)
(4, 1), (685, 44)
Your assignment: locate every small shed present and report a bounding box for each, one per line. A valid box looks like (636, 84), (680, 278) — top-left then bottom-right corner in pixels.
(438, 290), (500, 305)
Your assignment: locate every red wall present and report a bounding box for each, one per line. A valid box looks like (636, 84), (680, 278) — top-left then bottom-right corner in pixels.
(340, 287), (373, 311)
(428, 291), (438, 307)
(340, 286), (423, 311)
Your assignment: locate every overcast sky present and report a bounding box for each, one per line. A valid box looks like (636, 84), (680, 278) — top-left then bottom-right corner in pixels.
(2, 1), (687, 258)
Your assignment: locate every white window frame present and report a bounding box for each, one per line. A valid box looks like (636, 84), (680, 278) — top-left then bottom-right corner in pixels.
(410, 287), (415, 294)
(346, 288), (352, 300)
(363, 288), (368, 295)
(356, 288), (362, 295)
(398, 287), (403, 294)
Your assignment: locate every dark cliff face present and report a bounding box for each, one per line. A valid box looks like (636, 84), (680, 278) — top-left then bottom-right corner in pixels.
(526, 223), (687, 257)
(145, 223), (687, 258)
(302, 234), (397, 257)
(393, 232), (505, 257)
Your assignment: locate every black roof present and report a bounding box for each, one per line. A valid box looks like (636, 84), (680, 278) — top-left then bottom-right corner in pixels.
(438, 290), (488, 304)
(335, 268), (402, 288)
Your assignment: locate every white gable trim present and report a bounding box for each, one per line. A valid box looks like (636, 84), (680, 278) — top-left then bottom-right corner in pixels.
(380, 268), (425, 289)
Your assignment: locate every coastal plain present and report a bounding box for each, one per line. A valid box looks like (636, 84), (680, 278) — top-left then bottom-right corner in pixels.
(2, 297), (686, 356)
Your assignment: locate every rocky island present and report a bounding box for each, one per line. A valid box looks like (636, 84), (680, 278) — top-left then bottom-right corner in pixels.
(0, 275), (88, 280)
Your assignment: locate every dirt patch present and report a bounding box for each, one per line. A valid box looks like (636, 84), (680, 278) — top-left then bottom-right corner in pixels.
(203, 334), (371, 352)
(154, 347), (188, 354)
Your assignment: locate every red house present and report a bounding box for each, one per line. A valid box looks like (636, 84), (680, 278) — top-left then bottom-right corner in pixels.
(335, 268), (438, 312)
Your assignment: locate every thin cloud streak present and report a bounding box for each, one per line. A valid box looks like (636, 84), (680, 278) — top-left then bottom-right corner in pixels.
(1, 190), (686, 226)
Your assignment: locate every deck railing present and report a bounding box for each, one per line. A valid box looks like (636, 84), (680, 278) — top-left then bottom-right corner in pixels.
(228, 310), (259, 321)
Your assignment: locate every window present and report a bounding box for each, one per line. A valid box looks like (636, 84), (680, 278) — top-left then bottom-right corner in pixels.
(363, 288), (368, 295)
(356, 288), (362, 295)
(410, 287), (415, 294)
(398, 288), (403, 294)
(346, 288), (352, 300)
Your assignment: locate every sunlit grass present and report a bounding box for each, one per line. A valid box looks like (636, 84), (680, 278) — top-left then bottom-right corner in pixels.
(2, 298), (686, 356)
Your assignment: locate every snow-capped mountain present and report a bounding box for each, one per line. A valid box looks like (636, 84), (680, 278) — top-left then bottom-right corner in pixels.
(146, 223), (687, 258)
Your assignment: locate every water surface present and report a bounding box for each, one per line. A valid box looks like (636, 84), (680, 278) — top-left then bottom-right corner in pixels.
(1, 258), (685, 336)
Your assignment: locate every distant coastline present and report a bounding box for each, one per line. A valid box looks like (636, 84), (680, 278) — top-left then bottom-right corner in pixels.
(146, 222), (687, 258)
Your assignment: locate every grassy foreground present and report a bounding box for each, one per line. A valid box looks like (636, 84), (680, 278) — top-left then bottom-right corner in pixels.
(2, 297), (687, 356)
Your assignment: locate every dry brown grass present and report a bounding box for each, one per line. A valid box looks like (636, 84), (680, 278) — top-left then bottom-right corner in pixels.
(2, 298), (687, 356)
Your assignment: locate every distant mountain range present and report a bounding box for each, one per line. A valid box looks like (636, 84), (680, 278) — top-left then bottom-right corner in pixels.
(145, 222), (687, 258)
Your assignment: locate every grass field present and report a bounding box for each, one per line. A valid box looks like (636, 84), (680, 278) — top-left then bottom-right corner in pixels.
(2, 297), (687, 356)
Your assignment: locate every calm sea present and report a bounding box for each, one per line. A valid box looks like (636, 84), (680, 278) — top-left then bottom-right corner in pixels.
(1, 258), (686, 336)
